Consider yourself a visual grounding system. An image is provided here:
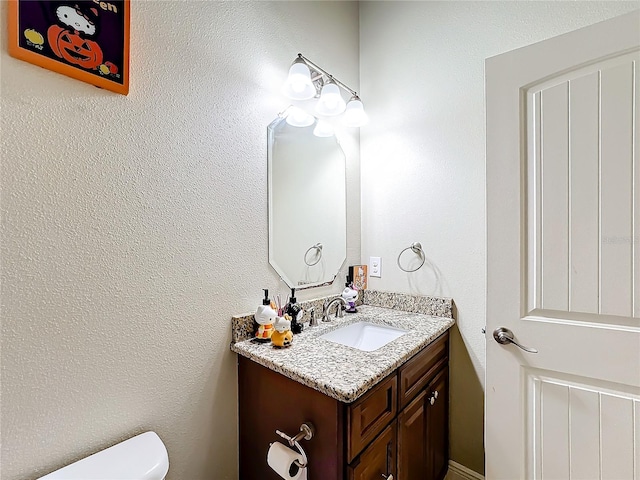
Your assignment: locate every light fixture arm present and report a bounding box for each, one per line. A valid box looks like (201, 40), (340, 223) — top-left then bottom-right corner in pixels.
(296, 53), (360, 99)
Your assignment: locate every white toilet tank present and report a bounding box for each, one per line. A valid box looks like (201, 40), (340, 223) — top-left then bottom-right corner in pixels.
(38, 431), (169, 480)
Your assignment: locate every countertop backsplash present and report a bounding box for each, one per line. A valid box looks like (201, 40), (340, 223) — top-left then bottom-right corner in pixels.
(231, 289), (454, 344)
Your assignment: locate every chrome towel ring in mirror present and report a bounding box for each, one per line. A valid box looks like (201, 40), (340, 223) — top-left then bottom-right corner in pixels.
(304, 243), (323, 266)
(397, 242), (425, 272)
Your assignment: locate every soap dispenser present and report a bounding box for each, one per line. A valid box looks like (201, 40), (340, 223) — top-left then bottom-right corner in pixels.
(287, 288), (304, 334)
(342, 276), (358, 313)
(254, 289), (277, 342)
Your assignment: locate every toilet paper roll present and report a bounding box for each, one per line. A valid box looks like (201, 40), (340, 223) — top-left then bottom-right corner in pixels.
(267, 442), (305, 480)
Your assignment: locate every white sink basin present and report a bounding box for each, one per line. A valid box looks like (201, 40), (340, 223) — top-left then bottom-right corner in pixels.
(320, 321), (408, 352)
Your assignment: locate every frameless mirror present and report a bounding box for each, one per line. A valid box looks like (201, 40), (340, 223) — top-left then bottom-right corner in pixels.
(268, 115), (347, 289)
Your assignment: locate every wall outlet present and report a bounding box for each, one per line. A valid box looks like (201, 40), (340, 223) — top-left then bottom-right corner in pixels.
(370, 256), (381, 277)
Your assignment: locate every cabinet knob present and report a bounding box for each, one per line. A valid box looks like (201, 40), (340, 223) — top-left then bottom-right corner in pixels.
(433, 390), (439, 399)
(429, 395), (435, 405)
(381, 475), (393, 480)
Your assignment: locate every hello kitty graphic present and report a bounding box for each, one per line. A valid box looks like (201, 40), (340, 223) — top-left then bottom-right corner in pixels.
(55, 4), (97, 35)
(47, 4), (103, 70)
(9, 0), (129, 94)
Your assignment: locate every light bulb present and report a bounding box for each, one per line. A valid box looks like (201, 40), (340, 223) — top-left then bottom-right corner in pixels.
(285, 107), (314, 127)
(282, 60), (315, 100)
(342, 97), (369, 127)
(315, 81), (346, 116)
(313, 120), (335, 137)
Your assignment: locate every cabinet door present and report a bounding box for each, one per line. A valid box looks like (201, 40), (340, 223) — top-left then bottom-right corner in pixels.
(426, 366), (448, 480)
(347, 374), (397, 462)
(348, 421), (397, 480)
(397, 390), (428, 480)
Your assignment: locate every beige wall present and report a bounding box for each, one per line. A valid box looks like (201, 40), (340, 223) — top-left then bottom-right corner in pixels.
(0, 2), (360, 479)
(6, 2), (639, 478)
(359, 1), (639, 475)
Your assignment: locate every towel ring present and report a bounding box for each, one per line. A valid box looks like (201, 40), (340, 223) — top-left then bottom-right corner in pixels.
(397, 242), (426, 272)
(304, 243), (323, 266)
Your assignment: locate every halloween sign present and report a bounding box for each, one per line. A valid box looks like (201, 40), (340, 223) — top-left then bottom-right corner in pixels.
(8, 0), (129, 95)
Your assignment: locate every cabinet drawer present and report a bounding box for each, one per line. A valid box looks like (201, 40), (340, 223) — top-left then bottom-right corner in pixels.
(347, 420), (397, 480)
(347, 374), (397, 462)
(398, 332), (448, 409)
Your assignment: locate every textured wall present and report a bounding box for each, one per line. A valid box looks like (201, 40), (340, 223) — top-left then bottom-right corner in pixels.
(0, 2), (360, 479)
(359, 2), (639, 475)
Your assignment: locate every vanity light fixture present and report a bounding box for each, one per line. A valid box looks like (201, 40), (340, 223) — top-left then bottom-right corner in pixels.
(282, 53), (368, 127)
(343, 96), (368, 127)
(282, 57), (316, 100)
(316, 79), (346, 116)
(285, 106), (315, 127)
(313, 119), (335, 137)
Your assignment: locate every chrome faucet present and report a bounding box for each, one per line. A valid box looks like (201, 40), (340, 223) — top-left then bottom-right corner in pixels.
(322, 297), (347, 322)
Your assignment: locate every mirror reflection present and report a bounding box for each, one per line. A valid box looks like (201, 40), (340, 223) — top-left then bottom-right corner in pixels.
(268, 115), (347, 289)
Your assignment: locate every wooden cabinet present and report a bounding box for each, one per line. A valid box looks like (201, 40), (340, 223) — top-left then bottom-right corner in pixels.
(347, 375), (397, 462)
(237, 330), (449, 480)
(398, 390), (428, 479)
(398, 333), (448, 409)
(397, 366), (449, 480)
(348, 421), (397, 480)
(426, 366), (449, 480)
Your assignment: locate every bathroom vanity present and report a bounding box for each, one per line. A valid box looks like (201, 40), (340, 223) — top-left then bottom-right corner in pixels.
(231, 294), (454, 480)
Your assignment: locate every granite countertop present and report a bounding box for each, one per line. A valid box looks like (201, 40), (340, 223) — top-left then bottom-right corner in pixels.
(231, 304), (454, 403)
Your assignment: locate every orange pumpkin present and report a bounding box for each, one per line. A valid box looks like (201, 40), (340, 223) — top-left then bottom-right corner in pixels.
(47, 25), (103, 70)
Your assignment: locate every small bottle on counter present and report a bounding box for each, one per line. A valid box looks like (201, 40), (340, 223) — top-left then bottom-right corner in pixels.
(254, 289), (277, 342)
(286, 288), (304, 334)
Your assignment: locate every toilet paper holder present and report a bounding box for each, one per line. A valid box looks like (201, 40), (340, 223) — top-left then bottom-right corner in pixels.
(274, 422), (314, 468)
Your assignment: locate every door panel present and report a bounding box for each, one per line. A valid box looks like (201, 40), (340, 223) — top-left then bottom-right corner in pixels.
(568, 388), (600, 478)
(540, 83), (570, 312)
(486, 11), (640, 479)
(528, 370), (639, 478)
(529, 55), (638, 320)
(600, 394), (635, 478)
(600, 62), (635, 317)
(636, 63), (640, 319)
(569, 72), (599, 314)
(539, 381), (570, 479)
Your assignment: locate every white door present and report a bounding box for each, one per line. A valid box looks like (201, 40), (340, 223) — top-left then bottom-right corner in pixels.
(486, 11), (640, 480)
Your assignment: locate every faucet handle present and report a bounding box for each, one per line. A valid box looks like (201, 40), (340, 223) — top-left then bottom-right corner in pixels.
(322, 299), (330, 321)
(308, 307), (317, 327)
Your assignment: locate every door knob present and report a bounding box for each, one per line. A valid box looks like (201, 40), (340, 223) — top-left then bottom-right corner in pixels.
(493, 327), (538, 354)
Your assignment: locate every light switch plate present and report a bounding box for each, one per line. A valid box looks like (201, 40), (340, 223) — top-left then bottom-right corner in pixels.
(370, 256), (381, 277)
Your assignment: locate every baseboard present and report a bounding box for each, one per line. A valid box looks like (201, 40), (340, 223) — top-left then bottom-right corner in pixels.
(447, 460), (485, 480)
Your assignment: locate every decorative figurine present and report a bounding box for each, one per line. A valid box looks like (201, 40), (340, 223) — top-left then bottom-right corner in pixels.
(342, 284), (358, 313)
(271, 315), (294, 348)
(254, 304), (277, 342)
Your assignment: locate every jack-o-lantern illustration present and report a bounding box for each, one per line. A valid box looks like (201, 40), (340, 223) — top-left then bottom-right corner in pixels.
(47, 24), (103, 70)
